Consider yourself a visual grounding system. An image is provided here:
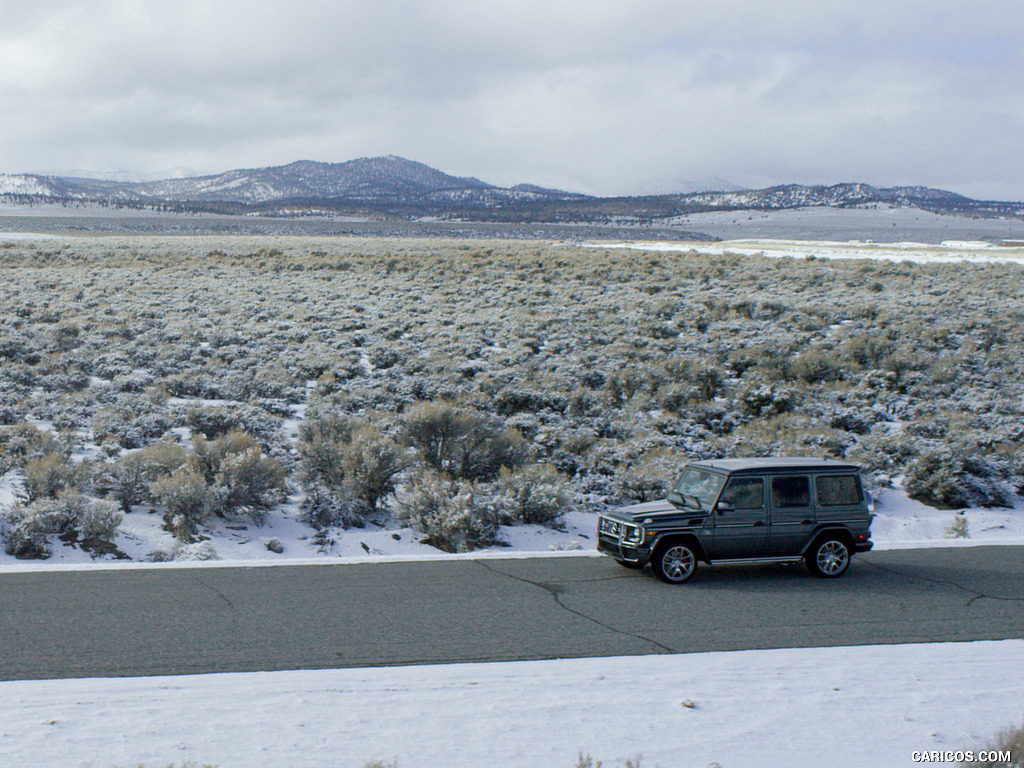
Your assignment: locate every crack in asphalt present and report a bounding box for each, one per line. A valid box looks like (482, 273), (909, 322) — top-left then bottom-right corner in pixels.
(473, 559), (677, 654)
(862, 559), (1024, 607)
(189, 574), (244, 632)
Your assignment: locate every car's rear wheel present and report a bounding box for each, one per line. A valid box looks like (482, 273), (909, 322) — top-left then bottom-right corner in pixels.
(651, 541), (698, 584)
(806, 535), (850, 578)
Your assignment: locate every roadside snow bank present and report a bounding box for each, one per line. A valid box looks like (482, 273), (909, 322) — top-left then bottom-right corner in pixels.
(2, 640), (1021, 768)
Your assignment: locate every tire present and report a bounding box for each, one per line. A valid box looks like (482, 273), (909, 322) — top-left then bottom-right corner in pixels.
(651, 541), (698, 584)
(806, 535), (851, 578)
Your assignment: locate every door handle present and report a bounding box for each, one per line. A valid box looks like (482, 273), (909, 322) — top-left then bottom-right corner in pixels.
(753, 521), (766, 527)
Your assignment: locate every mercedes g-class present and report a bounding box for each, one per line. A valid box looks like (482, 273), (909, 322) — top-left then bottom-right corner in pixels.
(597, 457), (874, 583)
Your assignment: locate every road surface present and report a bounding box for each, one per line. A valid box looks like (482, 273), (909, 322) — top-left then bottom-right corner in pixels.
(1, 546), (1022, 681)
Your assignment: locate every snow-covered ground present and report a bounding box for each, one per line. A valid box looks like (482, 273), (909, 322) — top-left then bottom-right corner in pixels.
(1, 482), (1021, 768)
(3, 236), (1023, 766)
(2, 641), (1021, 768)
(2, 477), (1023, 572)
(590, 237), (1024, 265)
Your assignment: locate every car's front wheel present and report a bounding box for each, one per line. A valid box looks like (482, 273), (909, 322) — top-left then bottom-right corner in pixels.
(806, 535), (851, 578)
(651, 541), (698, 584)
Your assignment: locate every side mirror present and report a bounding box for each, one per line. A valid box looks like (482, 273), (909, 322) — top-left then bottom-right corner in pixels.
(715, 501), (734, 515)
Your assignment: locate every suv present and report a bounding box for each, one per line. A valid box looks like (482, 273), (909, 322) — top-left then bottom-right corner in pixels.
(597, 457), (873, 583)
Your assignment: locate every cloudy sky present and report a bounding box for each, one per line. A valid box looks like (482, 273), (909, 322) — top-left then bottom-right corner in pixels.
(1, 1), (1021, 199)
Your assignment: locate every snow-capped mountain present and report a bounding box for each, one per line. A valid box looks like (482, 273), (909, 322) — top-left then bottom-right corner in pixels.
(1, 157), (1021, 221)
(0, 174), (55, 197)
(128, 156), (497, 204)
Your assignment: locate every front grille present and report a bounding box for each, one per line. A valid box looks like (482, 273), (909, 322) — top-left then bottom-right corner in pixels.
(600, 518), (640, 541)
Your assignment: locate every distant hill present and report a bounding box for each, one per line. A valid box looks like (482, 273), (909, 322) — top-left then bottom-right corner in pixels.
(1, 156), (1021, 223)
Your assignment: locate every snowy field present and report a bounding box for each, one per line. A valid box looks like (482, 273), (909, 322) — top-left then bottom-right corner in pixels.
(593, 237), (1024, 265)
(3, 234), (1024, 767)
(652, 204), (1024, 244)
(2, 641), (1022, 768)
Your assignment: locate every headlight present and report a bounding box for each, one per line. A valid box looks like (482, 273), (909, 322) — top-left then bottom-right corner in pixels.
(623, 525), (644, 543)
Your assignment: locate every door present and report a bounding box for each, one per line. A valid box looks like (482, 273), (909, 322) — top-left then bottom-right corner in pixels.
(710, 476), (767, 557)
(768, 474), (814, 554)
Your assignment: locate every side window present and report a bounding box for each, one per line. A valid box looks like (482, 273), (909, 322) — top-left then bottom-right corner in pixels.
(771, 476), (810, 508)
(719, 477), (764, 510)
(816, 475), (862, 506)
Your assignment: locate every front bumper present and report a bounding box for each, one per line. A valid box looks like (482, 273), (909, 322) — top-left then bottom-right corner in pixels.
(597, 535), (651, 565)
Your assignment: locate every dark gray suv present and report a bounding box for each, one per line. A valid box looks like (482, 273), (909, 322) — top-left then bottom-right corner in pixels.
(597, 457), (874, 583)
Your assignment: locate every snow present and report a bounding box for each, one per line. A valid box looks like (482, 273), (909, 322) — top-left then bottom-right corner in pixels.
(2, 476), (1021, 767)
(0, 174), (52, 196)
(3, 235), (1023, 765)
(2, 641), (1021, 768)
(3, 389), (1022, 571)
(1, 480), (1022, 573)
(590, 238), (1024, 265)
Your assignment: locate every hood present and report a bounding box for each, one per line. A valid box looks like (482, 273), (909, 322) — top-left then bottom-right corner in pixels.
(608, 498), (680, 520)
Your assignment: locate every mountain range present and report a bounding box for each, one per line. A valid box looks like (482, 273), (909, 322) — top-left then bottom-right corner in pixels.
(2, 155), (1022, 223)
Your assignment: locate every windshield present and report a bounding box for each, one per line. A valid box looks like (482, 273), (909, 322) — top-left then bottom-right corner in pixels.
(670, 468), (726, 510)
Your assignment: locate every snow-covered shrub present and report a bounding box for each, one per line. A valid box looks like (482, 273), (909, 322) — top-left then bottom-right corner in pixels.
(1, 499), (73, 558)
(0, 423), (67, 468)
(790, 348), (845, 384)
(106, 452), (152, 512)
(146, 541), (219, 562)
(403, 402), (526, 481)
(216, 365), (305, 403)
(604, 368), (651, 408)
(1, 492), (123, 558)
(904, 448), (1013, 508)
(184, 404), (282, 445)
(188, 430), (286, 523)
(396, 471), (498, 552)
(0, 398), (26, 426)
(490, 464), (573, 527)
(944, 512), (969, 538)
(24, 452), (78, 501)
(78, 498), (123, 541)
(149, 466), (215, 542)
(962, 718), (1024, 768)
(737, 379), (795, 417)
(844, 431), (917, 481)
(298, 482), (369, 529)
(92, 402), (173, 449)
(190, 429), (253, 483)
(828, 407), (877, 436)
(101, 439), (188, 512)
(331, 424), (408, 511)
(140, 439), (190, 478)
(494, 387), (567, 416)
(662, 357), (724, 402)
(691, 402), (740, 436)
(40, 368), (90, 393)
(611, 446), (685, 504)
(297, 412), (354, 488)
(52, 322), (81, 352)
(298, 415), (407, 522)
(212, 443), (287, 524)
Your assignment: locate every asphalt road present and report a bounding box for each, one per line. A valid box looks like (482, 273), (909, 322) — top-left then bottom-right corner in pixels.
(2, 546), (1023, 681)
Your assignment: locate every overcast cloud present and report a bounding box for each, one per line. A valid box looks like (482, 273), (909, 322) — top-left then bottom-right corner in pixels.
(1, 0), (1021, 199)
